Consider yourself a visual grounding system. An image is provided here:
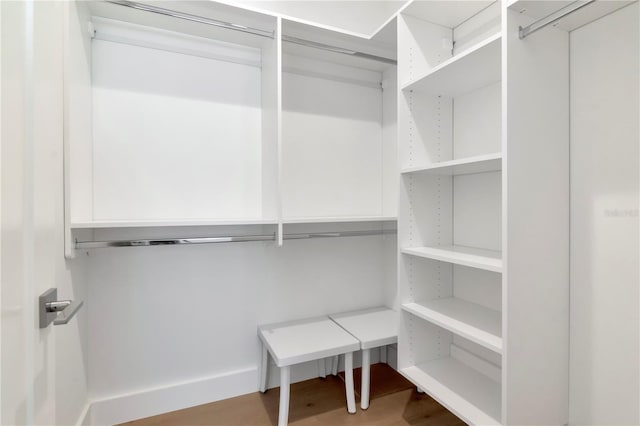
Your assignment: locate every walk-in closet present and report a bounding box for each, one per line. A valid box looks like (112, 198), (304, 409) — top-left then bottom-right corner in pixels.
(1, 1), (637, 425)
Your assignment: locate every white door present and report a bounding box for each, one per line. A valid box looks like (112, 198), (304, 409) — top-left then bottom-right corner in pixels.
(1, 2), (85, 425)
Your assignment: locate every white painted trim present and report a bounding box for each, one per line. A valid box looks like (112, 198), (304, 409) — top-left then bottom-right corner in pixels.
(89, 367), (257, 425)
(74, 402), (91, 426)
(0, 1), (3, 422)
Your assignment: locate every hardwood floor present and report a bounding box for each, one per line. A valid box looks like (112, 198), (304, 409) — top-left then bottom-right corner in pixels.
(121, 364), (465, 426)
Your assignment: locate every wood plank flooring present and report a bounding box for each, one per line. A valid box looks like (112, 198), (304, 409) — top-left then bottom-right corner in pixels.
(121, 364), (465, 426)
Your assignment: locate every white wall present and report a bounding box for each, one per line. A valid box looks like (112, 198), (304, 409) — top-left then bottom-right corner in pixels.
(569, 3), (639, 425)
(86, 223), (395, 424)
(281, 70), (383, 218)
(91, 35), (264, 221)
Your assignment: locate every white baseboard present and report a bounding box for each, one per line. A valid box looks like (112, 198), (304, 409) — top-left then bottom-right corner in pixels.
(89, 367), (258, 425)
(86, 346), (399, 425)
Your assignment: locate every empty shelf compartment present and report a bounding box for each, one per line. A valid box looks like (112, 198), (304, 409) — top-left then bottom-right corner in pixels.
(403, 298), (502, 353)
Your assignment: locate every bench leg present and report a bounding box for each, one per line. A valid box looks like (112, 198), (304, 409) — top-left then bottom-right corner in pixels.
(318, 359), (326, 378)
(361, 348), (371, 410)
(278, 366), (290, 426)
(331, 355), (339, 376)
(344, 352), (356, 414)
(260, 343), (268, 393)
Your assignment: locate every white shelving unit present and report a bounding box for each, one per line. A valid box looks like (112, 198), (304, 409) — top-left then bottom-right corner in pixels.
(397, 0), (581, 424)
(64, 1), (399, 254)
(64, 1), (282, 253)
(397, 1), (505, 424)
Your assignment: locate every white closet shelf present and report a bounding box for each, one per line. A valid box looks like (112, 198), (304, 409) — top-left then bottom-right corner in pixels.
(401, 32), (501, 97)
(401, 359), (501, 426)
(401, 246), (502, 273)
(71, 216), (398, 228)
(401, 153), (502, 176)
(401, 1), (494, 29)
(402, 299), (502, 354)
(282, 216), (397, 224)
(70, 218), (279, 229)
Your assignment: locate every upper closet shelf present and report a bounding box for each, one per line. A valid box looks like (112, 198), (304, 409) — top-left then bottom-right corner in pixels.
(70, 219), (279, 229)
(71, 216), (398, 229)
(88, 0), (276, 49)
(283, 216), (397, 224)
(402, 245), (502, 273)
(401, 153), (502, 176)
(401, 32), (501, 97)
(401, 0), (495, 28)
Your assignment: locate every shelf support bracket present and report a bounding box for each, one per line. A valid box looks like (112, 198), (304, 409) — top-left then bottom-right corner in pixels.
(519, 0), (595, 39)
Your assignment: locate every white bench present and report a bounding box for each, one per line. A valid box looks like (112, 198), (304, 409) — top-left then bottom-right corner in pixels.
(329, 307), (398, 410)
(258, 316), (360, 426)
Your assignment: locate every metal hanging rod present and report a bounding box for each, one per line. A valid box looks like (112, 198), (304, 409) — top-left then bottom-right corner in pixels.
(75, 229), (397, 250)
(282, 36), (397, 65)
(519, 0), (596, 39)
(104, 0), (397, 65)
(105, 0), (275, 38)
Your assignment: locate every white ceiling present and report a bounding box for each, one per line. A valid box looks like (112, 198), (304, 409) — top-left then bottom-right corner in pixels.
(225, 0), (408, 37)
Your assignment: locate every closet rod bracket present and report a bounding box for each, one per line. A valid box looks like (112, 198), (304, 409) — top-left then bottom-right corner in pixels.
(518, 0), (596, 39)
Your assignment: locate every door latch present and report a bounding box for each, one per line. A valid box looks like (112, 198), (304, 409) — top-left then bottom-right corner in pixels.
(39, 288), (84, 328)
